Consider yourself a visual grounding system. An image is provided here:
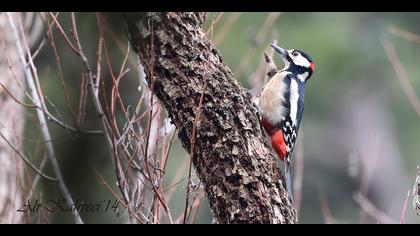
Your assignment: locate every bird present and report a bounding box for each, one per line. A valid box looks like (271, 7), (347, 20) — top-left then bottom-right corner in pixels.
(253, 43), (314, 204)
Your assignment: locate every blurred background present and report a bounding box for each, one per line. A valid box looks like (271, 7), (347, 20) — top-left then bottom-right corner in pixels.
(16, 12), (420, 223)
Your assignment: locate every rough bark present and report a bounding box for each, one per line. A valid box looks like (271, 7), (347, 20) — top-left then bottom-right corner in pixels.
(123, 12), (297, 224)
(0, 13), (25, 224)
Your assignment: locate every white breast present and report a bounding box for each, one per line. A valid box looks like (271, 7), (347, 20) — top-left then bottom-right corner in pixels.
(289, 79), (299, 123)
(257, 71), (290, 124)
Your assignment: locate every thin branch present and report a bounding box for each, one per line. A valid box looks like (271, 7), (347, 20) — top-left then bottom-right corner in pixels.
(264, 39), (279, 79)
(22, 151), (50, 223)
(234, 12), (281, 78)
(389, 26), (420, 44)
(27, 13), (45, 48)
(70, 12), (113, 148)
(163, 156), (188, 205)
(30, 36), (46, 61)
(3, 34), (35, 102)
(44, 108), (103, 135)
(249, 39), (278, 96)
(183, 84), (207, 224)
(26, 153), (49, 201)
(91, 166), (146, 223)
(0, 131), (57, 182)
(0, 81), (36, 108)
(1, 63), (102, 135)
(206, 12), (224, 36)
(161, 125), (176, 173)
(353, 192), (397, 224)
(45, 14), (79, 127)
(95, 29), (104, 96)
(47, 12), (79, 54)
(213, 12), (241, 46)
(186, 180), (203, 223)
(77, 73), (88, 126)
(382, 38), (420, 117)
(400, 190), (410, 224)
(318, 190), (333, 224)
(70, 12), (138, 222)
(191, 189), (206, 224)
(7, 12), (83, 224)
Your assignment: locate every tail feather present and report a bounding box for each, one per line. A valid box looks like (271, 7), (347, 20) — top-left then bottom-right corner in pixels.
(285, 161), (294, 204)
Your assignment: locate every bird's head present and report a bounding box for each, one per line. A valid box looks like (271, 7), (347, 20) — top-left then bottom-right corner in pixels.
(271, 43), (314, 83)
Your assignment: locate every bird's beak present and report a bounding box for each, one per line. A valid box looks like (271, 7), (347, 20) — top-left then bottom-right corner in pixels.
(271, 43), (288, 59)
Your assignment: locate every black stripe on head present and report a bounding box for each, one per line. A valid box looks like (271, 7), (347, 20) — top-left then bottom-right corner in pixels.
(295, 50), (313, 63)
(285, 54), (293, 63)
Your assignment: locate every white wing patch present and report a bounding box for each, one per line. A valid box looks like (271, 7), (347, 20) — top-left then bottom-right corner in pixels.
(289, 79), (299, 124)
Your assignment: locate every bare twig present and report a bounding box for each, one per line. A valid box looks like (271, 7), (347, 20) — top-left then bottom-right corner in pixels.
(70, 13), (113, 148)
(185, 180), (203, 223)
(22, 152), (50, 223)
(4, 38), (102, 135)
(0, 81), (36, 108)
(6, 12), (84, 224)
(234, 12), (281, 78)
(95, 30), (104, 96)
(294, 130), (304, 216)
(191, 189), (206, 224)
(318, 190), (333, 224)
(26, 153), (49, 201)
(47, 12), (79, 54)
(206, 12), (224, 36)
(359, 137), (380, 197)
(45, 108), (103, 135)
(183, 84), (207, 224)
(264, 39), (279, 79)
(382, 38), (420, 117)
(91, 166), (146, 223)
(249, 42), (278, 96)
(0, 131), (57, 182)
(163, 156), (188, 204)
(213, 12), (241, 46)
(45, 14), (78, 126)
(400, 190), (410, 224)
(353, 192), (397, 224)
(389, 26), (420, 44)
(30, 36), (46, 61)
(77, 73), (88, 126)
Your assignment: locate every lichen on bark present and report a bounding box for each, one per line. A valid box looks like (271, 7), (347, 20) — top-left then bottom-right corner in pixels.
(123, 12), (297, 224)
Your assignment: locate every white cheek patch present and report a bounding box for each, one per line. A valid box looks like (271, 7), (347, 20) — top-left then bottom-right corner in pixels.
(297, 72), (309, 82)
(292, 54), (311, 68)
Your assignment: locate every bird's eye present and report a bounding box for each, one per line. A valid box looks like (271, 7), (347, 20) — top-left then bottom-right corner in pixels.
(292, 51), (299, 56)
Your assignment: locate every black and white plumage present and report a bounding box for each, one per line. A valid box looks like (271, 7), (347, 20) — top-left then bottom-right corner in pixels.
(254, 43), (314, 203)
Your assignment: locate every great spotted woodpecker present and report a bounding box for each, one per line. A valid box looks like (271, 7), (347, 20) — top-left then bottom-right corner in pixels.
(254, 43), (314, 203)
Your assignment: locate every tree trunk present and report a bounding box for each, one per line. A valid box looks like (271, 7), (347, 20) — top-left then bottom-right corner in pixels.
(123, 12), (297, 224)
(0, 13), (25, 224)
